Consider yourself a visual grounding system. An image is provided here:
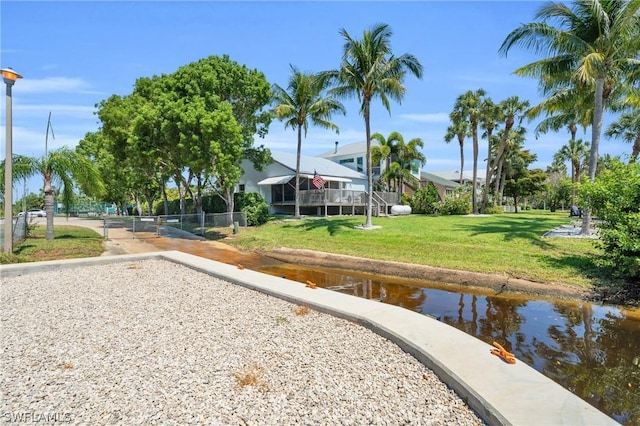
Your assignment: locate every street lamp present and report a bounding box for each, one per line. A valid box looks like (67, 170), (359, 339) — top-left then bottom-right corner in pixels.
(2, 67), (22, 253)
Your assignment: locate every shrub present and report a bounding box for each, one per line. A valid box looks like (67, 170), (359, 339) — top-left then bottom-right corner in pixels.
(435, 191), (472, 215)
(410, 183), (439, 214)
(484, 205), (504, 215)
(581, 161), (640, 283)
(235, 192), (269, 226)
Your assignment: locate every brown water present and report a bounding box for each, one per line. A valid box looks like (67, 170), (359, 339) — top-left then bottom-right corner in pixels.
(150, 236), (640, 425)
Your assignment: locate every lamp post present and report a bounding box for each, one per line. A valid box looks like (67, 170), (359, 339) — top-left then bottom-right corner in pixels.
(2, 67), (22, 253)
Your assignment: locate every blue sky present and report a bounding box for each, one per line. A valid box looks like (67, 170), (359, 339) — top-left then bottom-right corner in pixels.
(1, 1), (632, 195)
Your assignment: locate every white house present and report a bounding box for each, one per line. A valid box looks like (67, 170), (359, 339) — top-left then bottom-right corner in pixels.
(239, 151), (385, 216)
(317, 141), (383, 177)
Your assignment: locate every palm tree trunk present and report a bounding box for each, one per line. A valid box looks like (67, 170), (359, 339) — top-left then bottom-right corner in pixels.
(631, 136), (640, 163)
(498, 164), (507, 204)
(480, 130), (493, 213)
(44, 176), (55, 241)
(458, 138), (464, 185)
(365, 101), (373, 227)
(295, 125), (302, 218)
(581, 78), (604, 235)
(570, 162), (576, 206)
(471, 125), (479, 214)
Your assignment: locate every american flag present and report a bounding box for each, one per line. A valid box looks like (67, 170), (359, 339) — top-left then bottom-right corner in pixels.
(312, 171), (326, 189)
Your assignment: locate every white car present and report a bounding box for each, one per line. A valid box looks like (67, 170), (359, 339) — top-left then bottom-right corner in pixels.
(18, 209), (46, 218)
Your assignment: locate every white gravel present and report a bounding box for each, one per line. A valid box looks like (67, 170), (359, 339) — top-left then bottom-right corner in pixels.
(1, 259), (484, 425)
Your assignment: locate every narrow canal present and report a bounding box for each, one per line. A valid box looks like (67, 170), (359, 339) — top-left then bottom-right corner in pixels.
(149, 236), (640, 425)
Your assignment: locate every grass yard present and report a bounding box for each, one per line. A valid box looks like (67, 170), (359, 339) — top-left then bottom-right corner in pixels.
(225, 211), (601, 288)
(0, 225), (104, 264)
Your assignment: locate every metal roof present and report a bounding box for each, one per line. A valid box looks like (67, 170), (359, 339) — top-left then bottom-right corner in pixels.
(270, 151), (366, 179)
(317, 140), (381, 158)
(420, 171), (461, 188)
(257, 175), (294, 185)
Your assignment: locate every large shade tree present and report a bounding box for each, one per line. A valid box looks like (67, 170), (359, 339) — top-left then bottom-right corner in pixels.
(272, 66), (345, 218)
(321, 23), (423, 227)
(499, 0), (640, 233)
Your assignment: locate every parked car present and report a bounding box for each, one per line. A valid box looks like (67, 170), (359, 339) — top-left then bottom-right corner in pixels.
(18, 209), (46, 218)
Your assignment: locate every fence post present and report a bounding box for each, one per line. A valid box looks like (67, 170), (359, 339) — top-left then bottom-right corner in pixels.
(201, 211), (205, 236)
(103, 218), (107, 239)
(132, 216), (135, 238)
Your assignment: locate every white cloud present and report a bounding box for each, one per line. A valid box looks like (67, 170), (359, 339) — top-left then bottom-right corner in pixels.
(0, 125), (83, 160)
(14, 104), (95, 119)
(17, 77), (91, 94)
(398, 113), (449, 123)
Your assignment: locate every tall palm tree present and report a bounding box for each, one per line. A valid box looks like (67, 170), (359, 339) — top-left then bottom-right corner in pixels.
(499, 0), (640, 233)
(444, 118), (469, 185)
(321, 23), (423, 227)
(272, 65), (345, 218)
(553, 138), (590, 204)
(605, 111), (640, 162)
(371, 131), (402, 190)
(451, 89), (486, 214)
(479, 97), (500, 213)
(495, 126), (527, 204)
(529, 86), (593, 141)
(9, 147), (104, 240)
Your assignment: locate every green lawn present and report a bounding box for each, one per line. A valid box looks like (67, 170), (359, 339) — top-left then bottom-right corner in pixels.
(0, 225), (104, 264)
(225, 211), (601, 288)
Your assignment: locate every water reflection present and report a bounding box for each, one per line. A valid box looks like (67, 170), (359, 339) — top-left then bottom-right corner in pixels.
(260, 264), (640, 425)
(146, 236), (640, 424)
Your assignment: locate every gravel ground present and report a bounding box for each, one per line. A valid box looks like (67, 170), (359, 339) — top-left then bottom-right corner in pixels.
(1, 260), (484, 425)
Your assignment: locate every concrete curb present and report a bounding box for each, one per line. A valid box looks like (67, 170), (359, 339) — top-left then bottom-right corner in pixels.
(1, 252), (618, 426)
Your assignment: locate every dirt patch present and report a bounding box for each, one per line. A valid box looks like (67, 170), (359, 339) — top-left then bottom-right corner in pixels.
(264, 247), (595, 301)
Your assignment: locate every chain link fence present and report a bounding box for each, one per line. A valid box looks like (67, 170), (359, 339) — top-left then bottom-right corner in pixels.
(103, 212), (247, 239)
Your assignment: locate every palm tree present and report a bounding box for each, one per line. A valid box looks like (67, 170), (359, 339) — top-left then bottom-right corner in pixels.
(371, 131), (402, 190)
(444, 118), (469, 185)
(529, 86), (593, 142)
(9, 147), (104, 240)
(495, 126), (527, 204)
(605, 111), (640, 163)
(553, 139), (590, 204)
(499, 0), (640, 233)
(451, 89), (486, 214)
(479, 97), (500, 214)
(394, 136), (426, 197)
(272, 65), (345, 218)
(321, 23), (423, 227)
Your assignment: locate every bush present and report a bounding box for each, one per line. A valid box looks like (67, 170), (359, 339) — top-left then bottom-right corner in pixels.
(581, 161), (640, 283)
(484, 205), (504, 215)
(435, 192), (472, 215)
(235, 192), (269, 226)
(410, 183), (439, 214)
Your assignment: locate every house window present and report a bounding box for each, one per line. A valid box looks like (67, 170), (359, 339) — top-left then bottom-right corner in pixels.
(356, 157), (364, 172)
(239, 184), (245, 193)
(340, 158), (354, 164)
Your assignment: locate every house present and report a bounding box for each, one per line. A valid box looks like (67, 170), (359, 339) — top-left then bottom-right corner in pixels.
(239, 151), (399, 216)
(418, 171), (460, 201)
(428, 170), (487, 186)
(317, 141), (383, 178)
